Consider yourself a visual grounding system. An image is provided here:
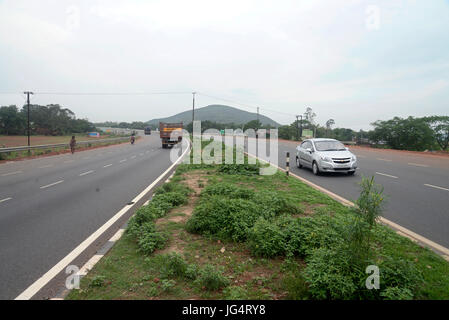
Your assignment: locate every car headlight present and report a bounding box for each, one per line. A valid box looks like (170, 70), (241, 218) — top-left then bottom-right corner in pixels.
(321, 156), (332, 162)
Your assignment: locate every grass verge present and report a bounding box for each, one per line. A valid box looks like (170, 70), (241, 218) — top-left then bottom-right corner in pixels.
(67, 142), (449, 300)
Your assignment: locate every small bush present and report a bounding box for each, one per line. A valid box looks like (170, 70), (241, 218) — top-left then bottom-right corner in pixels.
(137, 222), (169, 255)
(185, 264), (199, 280)
(253, 192), (303, 217)
(89, 275), (106, 288)
(247, 217), (286, 258)
(378, 255), (423, 296)
(380, 287), (414, 300)
(302, 247), (358, 300)
(155, 182), (191, 197)
(186, 196), (261, 242)
(222, 286), (248, 299)
(160, 253), (189, 278)
(202, 183), (254, 200)
(195, 264), (229, 291)
(218, 164), (261, 176)
(161, 279), (176, 293)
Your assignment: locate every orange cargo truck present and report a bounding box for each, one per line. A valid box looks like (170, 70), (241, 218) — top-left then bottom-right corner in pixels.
(159, 122), (183, 148)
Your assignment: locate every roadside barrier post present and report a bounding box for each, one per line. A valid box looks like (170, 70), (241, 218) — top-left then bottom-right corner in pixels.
(286, 152), (290, 176)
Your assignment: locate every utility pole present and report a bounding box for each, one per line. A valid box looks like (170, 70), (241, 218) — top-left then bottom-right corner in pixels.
(190, 92), (196, 134)
(297, 114), (303, 140)
(256, 107), (259, 139)
(296, 115), (300, 141)
(24, 91), (34, 153)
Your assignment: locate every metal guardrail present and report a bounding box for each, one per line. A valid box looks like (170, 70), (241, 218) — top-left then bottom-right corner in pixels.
(0, 137), (130, 154)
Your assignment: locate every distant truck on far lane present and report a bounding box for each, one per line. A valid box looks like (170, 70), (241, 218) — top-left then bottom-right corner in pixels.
(159, 122), (183, 148)
(144, 126), (152, 135)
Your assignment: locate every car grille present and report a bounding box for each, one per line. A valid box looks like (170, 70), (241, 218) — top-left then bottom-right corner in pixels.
(332, 158), (351, 164)
(333, 167), (350, 171)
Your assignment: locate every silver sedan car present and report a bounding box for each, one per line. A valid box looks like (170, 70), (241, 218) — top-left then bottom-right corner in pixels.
(296, 138), (358, 175)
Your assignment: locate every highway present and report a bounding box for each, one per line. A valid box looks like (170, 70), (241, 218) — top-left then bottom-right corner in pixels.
(270, 140), (449, 250)
(0, 134), (177, 299)
(1, 134), (448, 299)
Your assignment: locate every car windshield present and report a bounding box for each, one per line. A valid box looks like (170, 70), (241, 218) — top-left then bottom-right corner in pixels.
(314, 141), (346, 151)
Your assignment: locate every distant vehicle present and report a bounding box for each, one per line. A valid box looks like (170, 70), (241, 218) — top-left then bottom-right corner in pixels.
(296, 138), (357, 176)
(144, 126), (152, 135)
(159, 122), (183, 148)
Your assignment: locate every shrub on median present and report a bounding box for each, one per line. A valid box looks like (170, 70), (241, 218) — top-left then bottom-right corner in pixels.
(186, 196), (261, 242)
(125, 181), (191, 254)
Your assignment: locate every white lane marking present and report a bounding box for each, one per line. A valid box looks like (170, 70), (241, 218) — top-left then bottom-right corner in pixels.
(1, 171), (23, 177)
(0, 197), (12, 203)
(131, 155), (137, 159)
(119, 159), (127, 163)
(376, 158), (392, 162)
(64, 160), (74, 163)
(103, 164), (113, 168)
(408, 163), (429, 168)
(15, 140), (191, 300)
(40, 180), (64, 189)
(79, 170), (94, 176)
(38, 164), (53, 169)
(375, 172), (398, 179)
(424, 184), (449, 192)
(139, 153), (143, 156)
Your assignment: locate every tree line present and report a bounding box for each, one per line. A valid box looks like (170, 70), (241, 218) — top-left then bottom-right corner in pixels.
(94, 121), (148, 130)
(276, 108), (448, 151)
(0, 104), (96, 136)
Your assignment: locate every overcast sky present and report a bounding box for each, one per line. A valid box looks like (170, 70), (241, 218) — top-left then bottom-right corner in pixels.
(0, 0), (448, 130)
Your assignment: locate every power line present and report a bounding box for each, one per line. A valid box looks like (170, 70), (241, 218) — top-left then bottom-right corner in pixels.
(197, 92), (296, 117)
(33, 91), (193, 96)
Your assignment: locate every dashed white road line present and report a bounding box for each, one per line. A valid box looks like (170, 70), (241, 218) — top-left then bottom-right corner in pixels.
(375, 172), (398, 179)
(424, 184), (449, 192)
(38, 164), (53, 169)
(131, 155), (137, 159)
(79, 170), (94, 176)
(119, 159), (127, 163)
(408, 163), (429, 168)
(40, 180), (64, 189)
(139, 153), (143, 156)
(103, 164), (113, 168)
(376, 158), (392, 162)
(0, 197), (12, 203)
(1, 171), (23, 177)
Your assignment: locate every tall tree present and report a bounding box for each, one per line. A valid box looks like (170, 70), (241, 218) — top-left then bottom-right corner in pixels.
(424, 116), (449, 150)
(325, 119), (335, 137)
(0, 105), (26, 135)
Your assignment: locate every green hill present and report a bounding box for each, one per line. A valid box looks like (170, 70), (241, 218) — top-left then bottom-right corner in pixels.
(147, 105), (280, 127)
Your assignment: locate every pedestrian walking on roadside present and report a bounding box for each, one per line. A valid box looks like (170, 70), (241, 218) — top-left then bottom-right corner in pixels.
(70, 136), (76, 154)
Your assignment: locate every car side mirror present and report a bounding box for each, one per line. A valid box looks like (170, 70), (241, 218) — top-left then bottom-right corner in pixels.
(306, 148), (312, 153)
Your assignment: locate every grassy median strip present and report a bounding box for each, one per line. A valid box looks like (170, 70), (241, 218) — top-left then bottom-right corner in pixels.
(67, 143), (449, 300)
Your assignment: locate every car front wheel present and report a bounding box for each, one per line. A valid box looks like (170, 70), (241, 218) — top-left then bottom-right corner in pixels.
(296, 157), (302, 168)
(312, 162), (320, 175)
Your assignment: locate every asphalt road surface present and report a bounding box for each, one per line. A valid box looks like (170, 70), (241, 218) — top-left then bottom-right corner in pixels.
(0, 135), (180, 299)
(269, 140), (449, 250)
